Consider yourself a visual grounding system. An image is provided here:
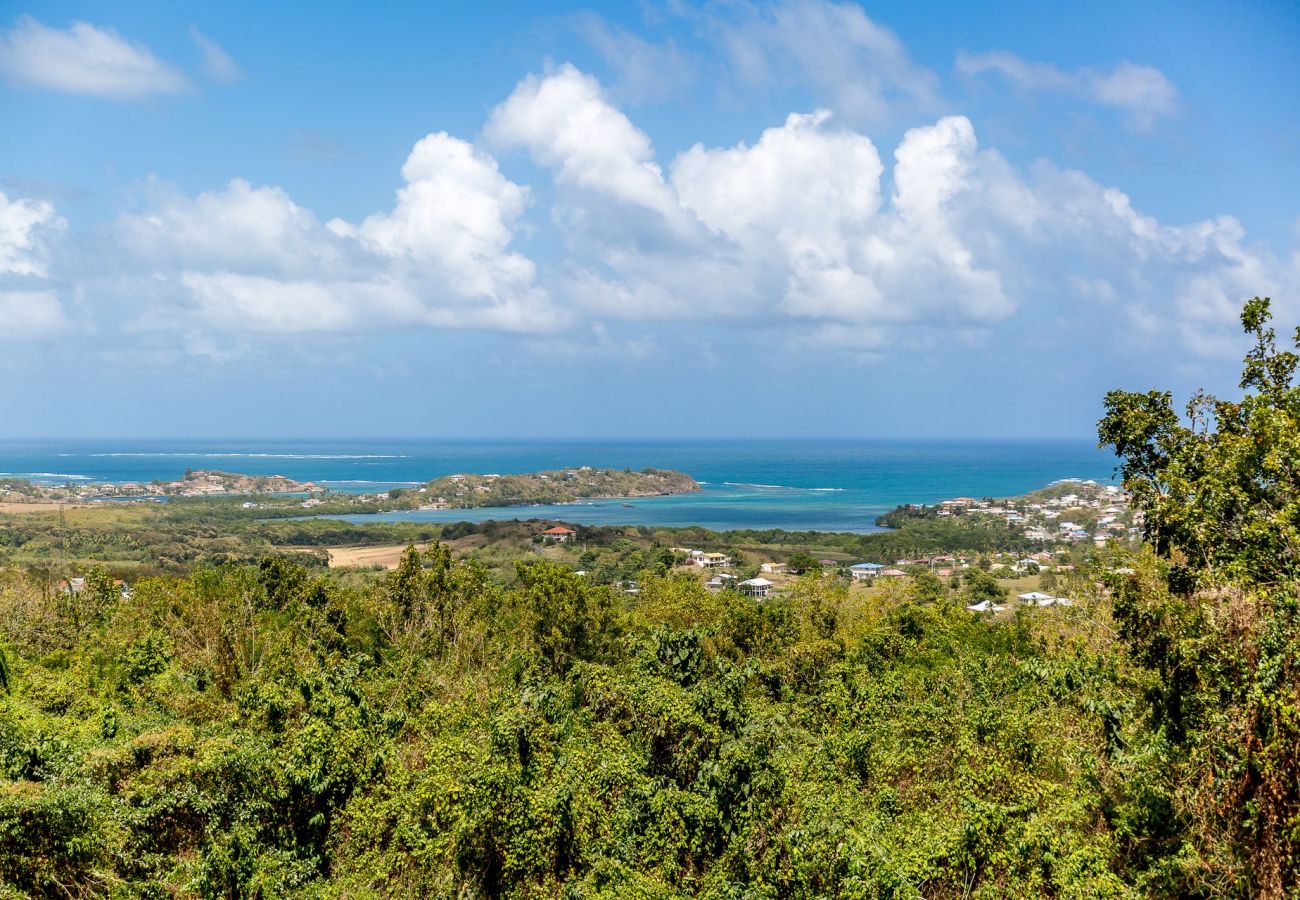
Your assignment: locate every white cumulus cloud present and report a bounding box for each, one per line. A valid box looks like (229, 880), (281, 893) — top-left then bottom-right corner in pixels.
(0, 192), (70, 341)
(486, 64), (687, 228)
(21, 60), (1296, 367)
(118, 179), (343, 275)
(490, 67), (1014, 331)
(0, 190), (65, 276)
(483, 66), (1294, 357)
(115, 135), (559, 335)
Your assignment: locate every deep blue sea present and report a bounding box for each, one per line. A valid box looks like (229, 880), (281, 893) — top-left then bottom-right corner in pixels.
(0, 439), (1116, 533)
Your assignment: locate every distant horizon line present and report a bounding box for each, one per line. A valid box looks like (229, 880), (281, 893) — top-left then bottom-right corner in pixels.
(0, 435), (1105, 444)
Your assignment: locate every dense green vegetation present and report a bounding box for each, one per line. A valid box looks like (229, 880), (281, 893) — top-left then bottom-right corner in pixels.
(0, 297), (1296, 897)
(1094, 297), (1300, 897)
(0, 546), (1127, 898)
(0, 499), (1033, 582)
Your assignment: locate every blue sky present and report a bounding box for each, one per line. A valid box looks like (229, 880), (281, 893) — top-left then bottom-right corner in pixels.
(2, 0), (1297, 438)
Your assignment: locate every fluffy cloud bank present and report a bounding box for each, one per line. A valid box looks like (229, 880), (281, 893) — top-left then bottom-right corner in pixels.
(16, 63), (1295, 362)
(480, 66), (1292, 352)
(115, 135), (557, 334)
(0, 15), (189, 98)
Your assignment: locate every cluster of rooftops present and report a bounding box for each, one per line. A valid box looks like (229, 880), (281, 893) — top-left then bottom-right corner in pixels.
(544, 525), (1075, 611)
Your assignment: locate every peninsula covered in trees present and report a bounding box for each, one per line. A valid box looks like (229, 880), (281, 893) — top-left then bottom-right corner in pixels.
(0, 467), (700, 511)
(401, 467), (700, 510)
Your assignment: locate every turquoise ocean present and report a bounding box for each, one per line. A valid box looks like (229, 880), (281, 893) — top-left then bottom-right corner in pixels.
(0, 439), (1116, 534)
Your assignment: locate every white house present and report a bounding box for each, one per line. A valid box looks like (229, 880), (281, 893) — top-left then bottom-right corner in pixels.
(705, 573), (738, 591)
(966, 600), (1006, 614)
(1018, 591), (1055, 605)
(739, 577), (773, 599)
(760, 561), (788, 575)
(690, 550), (732, 568)
(849, 562), (883, 581)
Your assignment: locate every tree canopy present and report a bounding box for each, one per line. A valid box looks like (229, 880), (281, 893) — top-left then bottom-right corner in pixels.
(1099, 296), (1300, 896)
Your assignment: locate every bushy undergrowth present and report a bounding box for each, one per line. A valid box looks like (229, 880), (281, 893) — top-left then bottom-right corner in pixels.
(0, 553), (1143, 899)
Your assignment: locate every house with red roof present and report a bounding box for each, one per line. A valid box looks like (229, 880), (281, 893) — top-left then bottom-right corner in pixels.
(542, 525), (577, 543)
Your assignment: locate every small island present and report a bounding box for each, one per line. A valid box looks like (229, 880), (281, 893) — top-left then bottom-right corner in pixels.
(158, 470), (322, 497)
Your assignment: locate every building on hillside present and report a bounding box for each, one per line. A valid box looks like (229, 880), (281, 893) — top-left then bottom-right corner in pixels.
(542, 525), (577, 543)
(880, 568), (907, 578)
(1018, 591), (1056, 605)
(705, 573), (738, 591)
(739, 577), (773, 599)
(690, 551), (732, 568)
(849, 562), (883, 581)
(966, 600), (1005, 614)
(760, 562), (787, 575)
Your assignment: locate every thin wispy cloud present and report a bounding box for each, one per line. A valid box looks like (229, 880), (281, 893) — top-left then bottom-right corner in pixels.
(569, 12), (695, 104)
(189, 25), (242, 83)
(956, 50), (1178, 130)
(703, 0), (942, 125)
(573, 0), (941, 124)
(0, 14), (189, 98)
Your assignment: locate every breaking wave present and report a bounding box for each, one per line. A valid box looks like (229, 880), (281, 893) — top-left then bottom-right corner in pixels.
(724, 481), (845, 492)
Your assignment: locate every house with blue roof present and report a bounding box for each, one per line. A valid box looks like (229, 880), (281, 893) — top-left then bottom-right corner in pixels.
(849, 562), (884, 582)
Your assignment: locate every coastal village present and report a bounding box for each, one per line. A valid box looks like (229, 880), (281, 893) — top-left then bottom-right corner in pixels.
(927, 478), (1140, 546)
(529, 477), (1138, 612)
(641, 541), (1101, 609)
